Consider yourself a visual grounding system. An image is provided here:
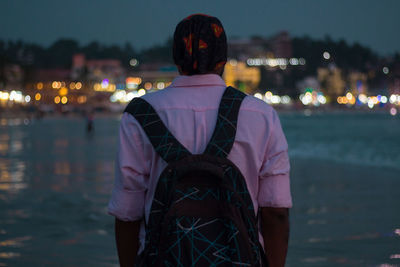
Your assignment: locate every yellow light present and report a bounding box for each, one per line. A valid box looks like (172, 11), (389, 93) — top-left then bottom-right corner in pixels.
(346, 92), (353, 100)
(35, 93), (41, 101)
(61, 96), (68, 104)
(59, 87), (68, 96)
(69, 82), (76, 89)
(75, 82), (82, 90)
(138, 89), (146, 96)
(54, 96), (60, 104)
(0, 91), (10, 100)
(37, 82), (43, 90)
(94, 83), (101, 91)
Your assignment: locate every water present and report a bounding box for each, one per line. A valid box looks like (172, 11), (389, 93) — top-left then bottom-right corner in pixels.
(0, 112), (399, 266)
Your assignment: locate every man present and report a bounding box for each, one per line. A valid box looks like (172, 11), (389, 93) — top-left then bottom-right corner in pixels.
(108, 14), (292, 267)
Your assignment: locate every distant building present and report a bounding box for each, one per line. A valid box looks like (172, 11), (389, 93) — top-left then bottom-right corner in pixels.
(71, 54), (125, 83)
(268, 31), (292, 59)
(228, 31), (292, 60)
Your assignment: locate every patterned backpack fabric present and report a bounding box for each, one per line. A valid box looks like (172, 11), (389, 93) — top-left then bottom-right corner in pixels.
(124, 86), (268, 267)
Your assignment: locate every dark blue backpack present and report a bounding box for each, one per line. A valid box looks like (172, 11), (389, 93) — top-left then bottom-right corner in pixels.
(125, 86), (268, 267)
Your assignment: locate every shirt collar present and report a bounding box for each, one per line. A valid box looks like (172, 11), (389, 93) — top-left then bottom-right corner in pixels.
(170, 74), (226, 88)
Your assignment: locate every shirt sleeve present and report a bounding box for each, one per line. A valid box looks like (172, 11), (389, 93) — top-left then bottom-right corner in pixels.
(108, 113), (150, 221)
(258, 109), (292, 208)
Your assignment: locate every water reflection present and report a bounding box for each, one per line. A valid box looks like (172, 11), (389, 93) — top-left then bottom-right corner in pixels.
(0, 236), (31, 248)
(0, 115), (398, 266)
(0, 160), (27, 193)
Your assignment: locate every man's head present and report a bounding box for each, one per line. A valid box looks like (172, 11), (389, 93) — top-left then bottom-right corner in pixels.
(173, 14), (227, 76)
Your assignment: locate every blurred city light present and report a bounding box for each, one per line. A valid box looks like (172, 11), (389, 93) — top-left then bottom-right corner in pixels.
(35, 93), (41, 101)
(138, 89), (146, 96)
(129, 58), (139, 67)
(61, 96), (68, 104)
(382, 67), (389, 74)
(75, 82), (82, 89)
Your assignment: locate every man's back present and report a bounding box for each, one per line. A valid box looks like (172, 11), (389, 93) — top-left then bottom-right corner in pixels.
(108, 74), (292, 250)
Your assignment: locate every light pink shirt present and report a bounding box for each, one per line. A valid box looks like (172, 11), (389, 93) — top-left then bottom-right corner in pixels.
(108, 74), (292, 250)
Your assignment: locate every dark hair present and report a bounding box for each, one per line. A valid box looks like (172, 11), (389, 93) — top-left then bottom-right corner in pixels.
(173, 14), (227, 75)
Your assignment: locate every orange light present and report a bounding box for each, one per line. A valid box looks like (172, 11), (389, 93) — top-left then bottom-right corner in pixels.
(144, 82), (152, 90)
(126, 77), (142, 84)
(35, 93), (41, 101)
(77, 96), (87, 104)
(59, 87), (68, 96)
(37, 82), (43, 90)
(69, 82), (76, 89)
(54, 96), (60, 104)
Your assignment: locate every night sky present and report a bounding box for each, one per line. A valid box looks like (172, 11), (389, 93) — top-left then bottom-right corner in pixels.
(1, 0), (399, 55)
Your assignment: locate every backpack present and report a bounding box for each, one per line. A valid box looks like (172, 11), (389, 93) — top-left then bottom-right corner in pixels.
(124, 86), (268, 267)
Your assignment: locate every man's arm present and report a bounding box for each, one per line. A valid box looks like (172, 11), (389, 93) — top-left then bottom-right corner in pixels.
(260, 207), (290, 267)
(115, 218), (141, 267)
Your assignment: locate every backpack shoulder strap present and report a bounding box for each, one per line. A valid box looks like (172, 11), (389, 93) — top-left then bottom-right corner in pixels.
(204, 86), (247, 157)
(124, 97), (191, 163)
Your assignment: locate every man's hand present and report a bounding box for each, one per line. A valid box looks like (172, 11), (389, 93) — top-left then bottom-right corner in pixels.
(115, 218), (141, 267)
(260, 207), (290, 267)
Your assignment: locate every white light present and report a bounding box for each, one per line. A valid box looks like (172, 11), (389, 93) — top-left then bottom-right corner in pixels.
(25, 95), (31, 103)
(254, 93), (263, 100)
(289, 58), (299, 65)
(299, 58), (306, 65)
(126, 92), (138, 101)
(157, 82), (165, 90)
(138, 89), (146, 97)
(358, 94), (368, 104)
(271, 95), (281, 104)
(301, 94), (312, 105)
(129, 59), (138, 67)
(10, 90), (23, 102)
(323, 52), (330, 60)
(127, 83), (138, 89)
(383, 67), (389, 74)
(381, 96), (388, 104)
(368, 99), (374, 109)
(281, 95), (291, 104)
(390, 107), (397, 116)
(389, 94), (396, 104)
(318, 95), (327, 104)
(115, 90), (126, 100)
(229, 59), (238, 66)
(110, 95), (117, 103)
